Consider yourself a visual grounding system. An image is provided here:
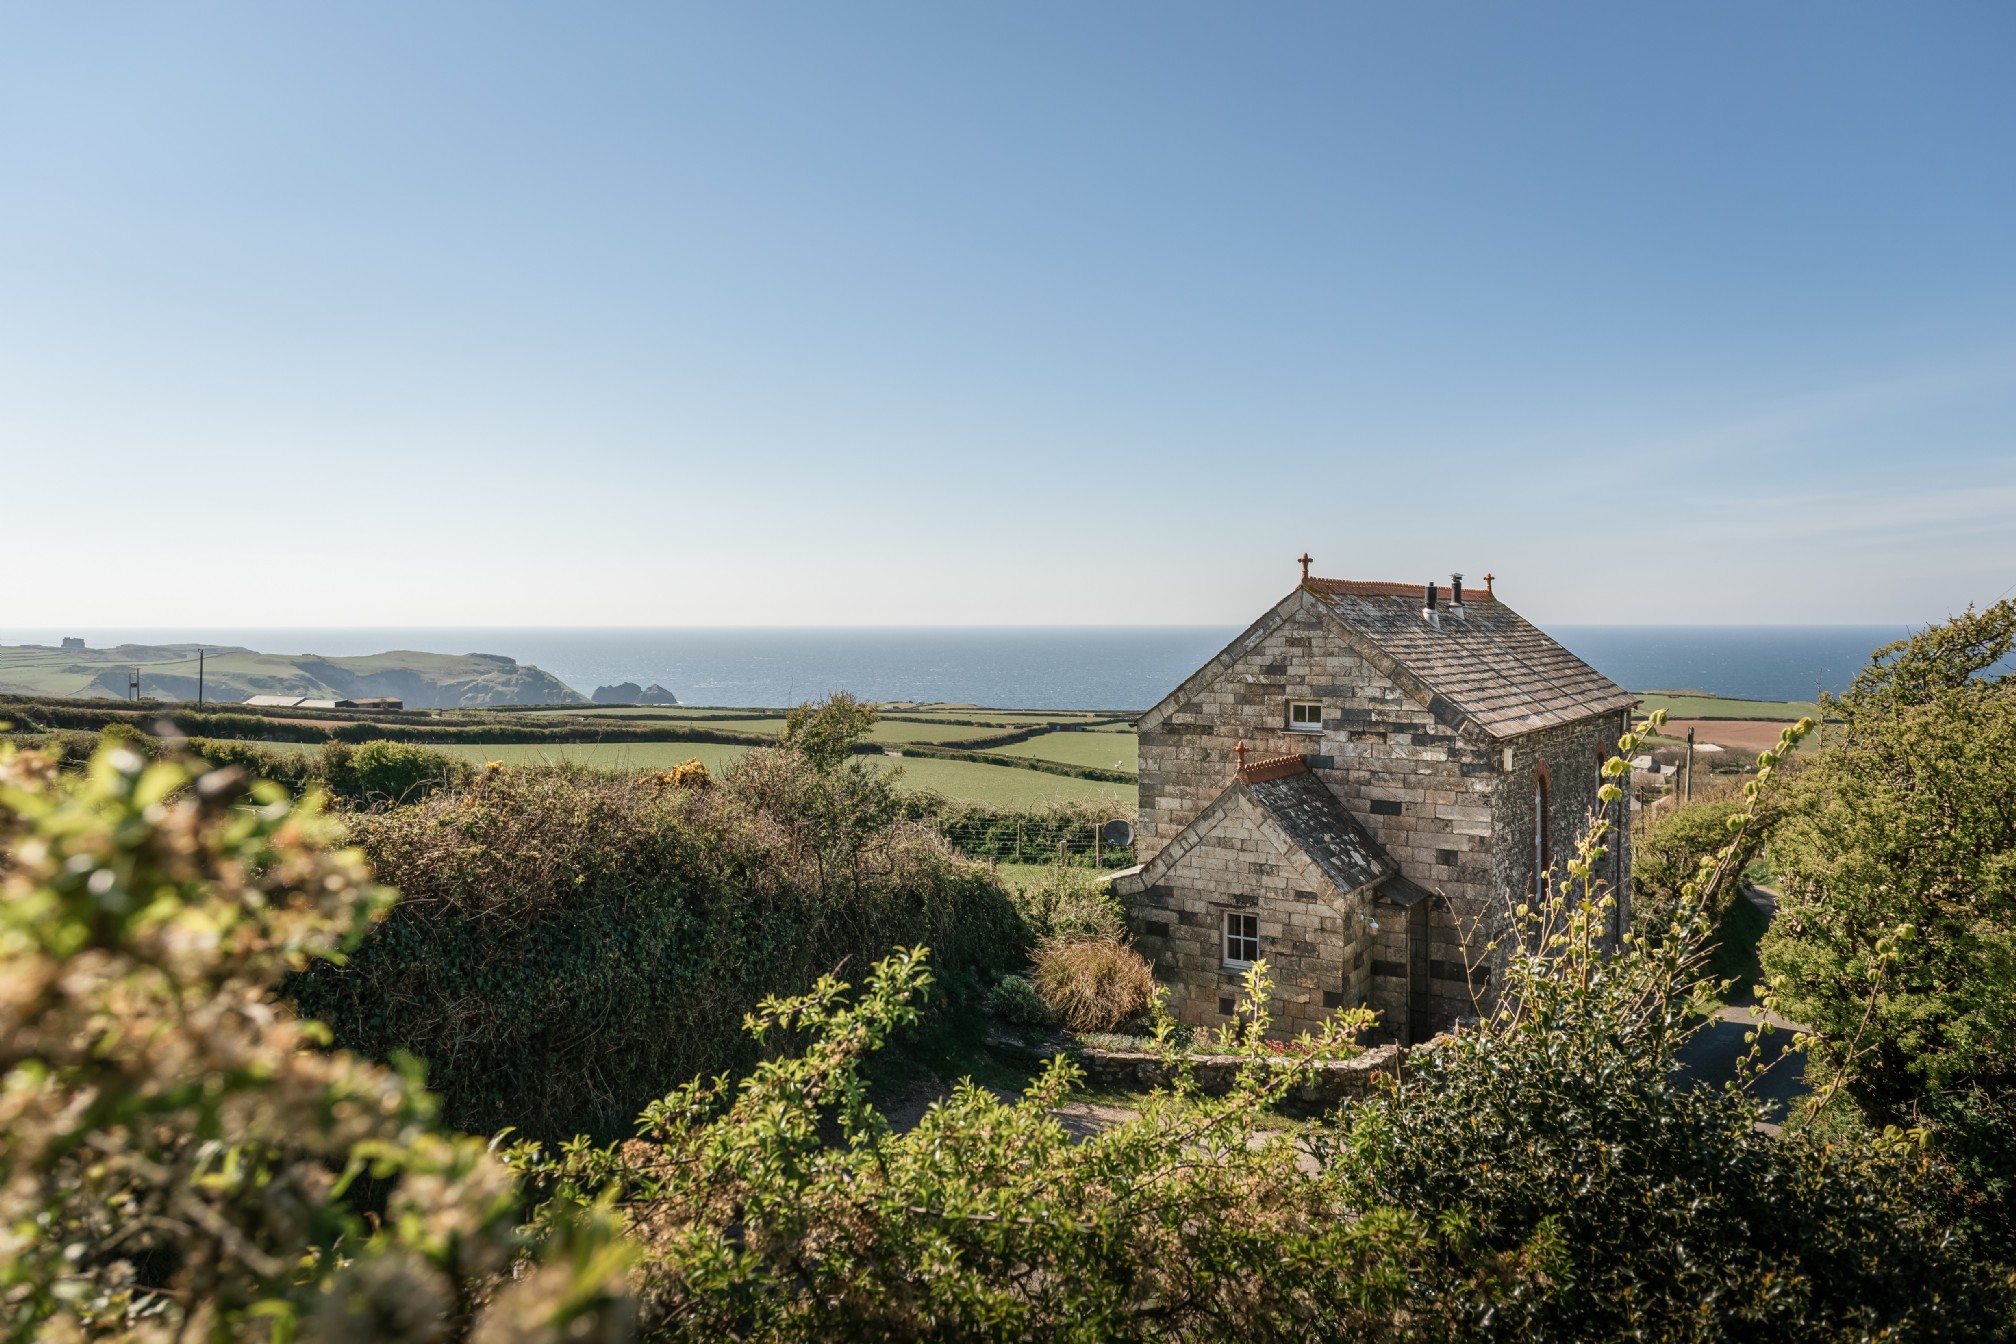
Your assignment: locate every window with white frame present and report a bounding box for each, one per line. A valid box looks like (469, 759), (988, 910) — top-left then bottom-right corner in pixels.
(1222, 911), (1260, 968)
(1286, 700), (1323, 732)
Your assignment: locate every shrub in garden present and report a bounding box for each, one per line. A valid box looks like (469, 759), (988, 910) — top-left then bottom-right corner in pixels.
(1629, 795), (1757, 937)
(1031, 935), (1155, 1033)
(987, 972), (1056, 1028)
(1013, 861), (1128, 941)
(510, 948), (1396, 1342)
(0, 740), (633, 1341)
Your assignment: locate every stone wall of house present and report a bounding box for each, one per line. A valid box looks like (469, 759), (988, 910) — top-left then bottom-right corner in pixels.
(1124, 791), (1372, 1040)
(1489, 709), (1636, 956)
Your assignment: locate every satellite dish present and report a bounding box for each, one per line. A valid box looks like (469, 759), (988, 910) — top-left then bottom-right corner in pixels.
(1100, 818), (1135, 848)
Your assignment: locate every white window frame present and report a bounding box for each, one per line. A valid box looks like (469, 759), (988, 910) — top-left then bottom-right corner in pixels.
(1286, 700), (1323, 732)
(1222, 911), (1260, 969)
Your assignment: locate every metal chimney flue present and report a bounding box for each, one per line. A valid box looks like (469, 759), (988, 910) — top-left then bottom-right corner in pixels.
(1424, 579), (1437, 610)
(1451, 573), (1464, 606)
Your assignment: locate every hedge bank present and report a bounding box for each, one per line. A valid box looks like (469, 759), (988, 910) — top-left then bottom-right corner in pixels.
(286, 748), (1027, 1141)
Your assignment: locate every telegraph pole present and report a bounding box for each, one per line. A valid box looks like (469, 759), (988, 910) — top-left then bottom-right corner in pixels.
(197, 648), (205, 706)
(1685, 726), (1695, 801)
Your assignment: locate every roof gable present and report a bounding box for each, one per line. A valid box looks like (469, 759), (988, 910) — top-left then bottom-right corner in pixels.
(1241, 768), (1394, 894)
(1131, 758), (1395, 904)
(1305, 579), (1634, 739)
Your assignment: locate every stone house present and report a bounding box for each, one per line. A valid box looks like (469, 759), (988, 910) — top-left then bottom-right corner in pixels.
(1108, 564), (1636, 1044)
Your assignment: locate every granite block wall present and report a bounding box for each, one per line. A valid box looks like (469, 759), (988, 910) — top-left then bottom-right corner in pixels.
(1123, 791), (1371, 1040)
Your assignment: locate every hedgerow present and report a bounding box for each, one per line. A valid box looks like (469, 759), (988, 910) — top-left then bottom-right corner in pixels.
(287, 744), (1028, 1142)
(900, 794), (1137, 866)
(5, 729), (474, 810)
(0, 698), (772, 747)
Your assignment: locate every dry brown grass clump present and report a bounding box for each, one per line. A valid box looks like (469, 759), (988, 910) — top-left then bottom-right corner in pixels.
(1032, 935), (1155, 1032)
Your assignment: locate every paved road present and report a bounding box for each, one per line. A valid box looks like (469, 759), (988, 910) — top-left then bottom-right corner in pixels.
(1673, 886), (1811, 1130)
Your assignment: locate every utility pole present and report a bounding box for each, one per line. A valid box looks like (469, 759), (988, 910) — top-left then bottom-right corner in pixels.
(197, 648), (205, 706)
(1685, 726), (1695, 801)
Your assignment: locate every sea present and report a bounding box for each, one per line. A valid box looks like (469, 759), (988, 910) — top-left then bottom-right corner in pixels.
(4, 625), (1928, 710)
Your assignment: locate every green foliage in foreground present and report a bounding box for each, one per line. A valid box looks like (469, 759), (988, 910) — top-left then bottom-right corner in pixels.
(508, 715), (2010, 1342)
(1763, 599), (2016, 1258)
(289, 741), (1028, 1142)
(0, 741), (634, 1341)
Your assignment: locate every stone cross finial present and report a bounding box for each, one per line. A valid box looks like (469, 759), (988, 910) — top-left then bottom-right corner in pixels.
(1483, 572), (1496, 597)
(1234, 740), (1248, 774)
(1298, 552), (1312, 583)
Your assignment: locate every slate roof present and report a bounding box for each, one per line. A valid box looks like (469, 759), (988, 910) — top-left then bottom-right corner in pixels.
(1374, 872), (1437, 908)
(1242, 767), (1395, 894)
(1305, 579), (1635, 739)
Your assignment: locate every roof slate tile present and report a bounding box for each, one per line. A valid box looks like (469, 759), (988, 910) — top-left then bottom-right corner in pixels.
(1306, 580), (1634, 739)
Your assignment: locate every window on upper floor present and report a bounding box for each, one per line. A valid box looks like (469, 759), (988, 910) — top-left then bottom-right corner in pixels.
(1287, 700), (1323, 732)
(1223, 911), (1260, 969)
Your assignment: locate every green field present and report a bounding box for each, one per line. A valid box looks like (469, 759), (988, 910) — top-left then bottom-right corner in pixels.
(992, 729), (1139, 771)
(241, 739), (1134, 807)
(500, 713), (1110, 748)
(1633, 692), (1823, 721)
(511, 706), (757, 720)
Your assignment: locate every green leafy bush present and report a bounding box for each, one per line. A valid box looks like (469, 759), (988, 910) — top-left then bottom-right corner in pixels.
(987, 972), (1056, 1028)
(510, 893), (2008, 1341)
(1762, 600), (2016, 1260)
(1013, 862), (1128, 941)
(781, 690), (878, 770)
(1630, 795), (1757, 937)
(288, 742), (1028, 1141)
(0, 740), (634, 1341)
(331, 738), (473, 805)
(511, 949), (1391, 1342)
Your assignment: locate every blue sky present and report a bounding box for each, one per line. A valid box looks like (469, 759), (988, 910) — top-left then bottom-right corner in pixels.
(4, 3), (2013, 627)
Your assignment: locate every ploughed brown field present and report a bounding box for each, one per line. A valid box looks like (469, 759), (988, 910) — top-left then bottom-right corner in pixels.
(1650, 718), (1799, 754)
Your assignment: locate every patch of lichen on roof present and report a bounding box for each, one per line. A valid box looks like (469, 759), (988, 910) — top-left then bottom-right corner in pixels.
(1243, 770), (1394, 894)
(1307, 581), (1635, 738)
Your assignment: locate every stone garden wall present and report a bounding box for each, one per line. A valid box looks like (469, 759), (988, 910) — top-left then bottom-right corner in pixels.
(1072, 1037), (1446, 1115)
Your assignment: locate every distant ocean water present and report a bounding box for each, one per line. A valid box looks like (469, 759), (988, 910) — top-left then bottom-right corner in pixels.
(6, 624), (1926, 709)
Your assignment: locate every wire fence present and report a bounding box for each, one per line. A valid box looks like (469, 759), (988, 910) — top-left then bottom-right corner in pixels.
(935, 817), (1137, 869)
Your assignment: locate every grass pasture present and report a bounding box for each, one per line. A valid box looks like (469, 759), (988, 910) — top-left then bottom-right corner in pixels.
(992, 730), (1139, 772)
(1634, 692), (1823, 721)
